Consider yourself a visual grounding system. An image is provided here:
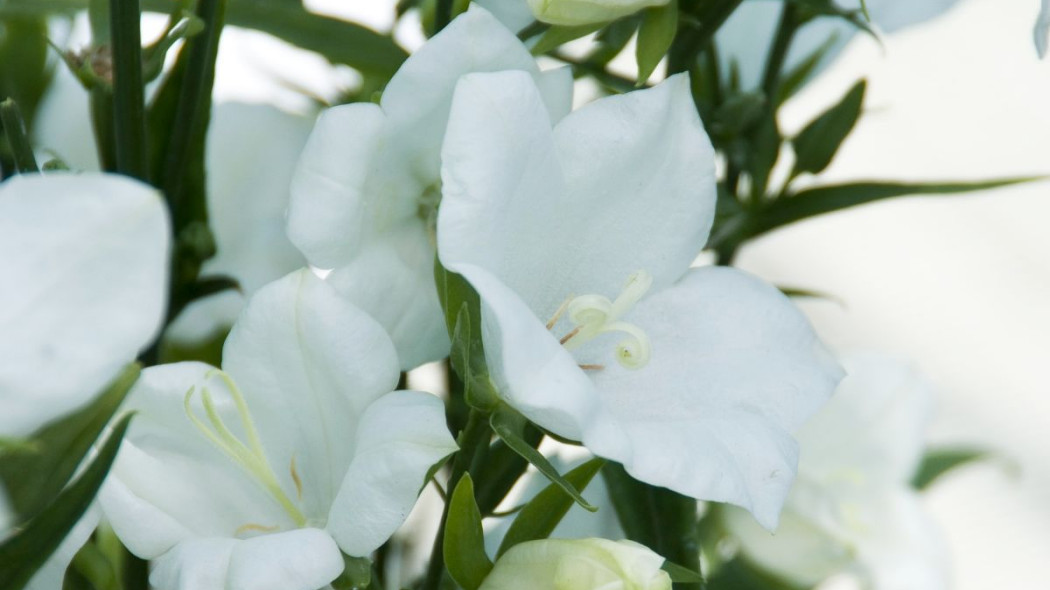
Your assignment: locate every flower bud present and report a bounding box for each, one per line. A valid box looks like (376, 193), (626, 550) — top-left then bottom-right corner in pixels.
(480, 538), (671, 590)
(526, 0), (670, 26)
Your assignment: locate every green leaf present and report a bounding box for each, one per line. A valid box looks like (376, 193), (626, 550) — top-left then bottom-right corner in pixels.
(635, 2), (677, 84)
(0, 412), (133, 590)
(587, 15), (640, 65)
(225, 0), (408, 77)
(704, 556), (803, 590)
(776, 32), (840, 106)
(602, 462), (700, 589)
(755, 177), (1041, 236)
(497, 458), (605, 557)
(435, 262), (499, 411)
(490, 407), (597, 512)
(791, 79), (865, 177)
(662, 560), (704, 583)
(443, 474), (493, 590)
(0, 98), (39, 174)
(0, 363), (139, 522)
(912, 447), (991, 490)
(473, 423), (544, 515)
(531, 22), (607, 56)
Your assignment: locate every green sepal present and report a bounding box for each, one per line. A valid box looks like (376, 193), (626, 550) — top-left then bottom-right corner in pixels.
(497, 457), (605, 557)
(0, 412), (134, 590)
(791, 79), (866, 178)
(912, 447), (993, 490)
(531, 22), (608, 56)
(662, 560), (704, 584)
(635, 2), (677, 84)
(443, 474), (493, 590)
(0, 363), (140, 522)
(435, 261), (499, 411)
(490, 406), (597, 512)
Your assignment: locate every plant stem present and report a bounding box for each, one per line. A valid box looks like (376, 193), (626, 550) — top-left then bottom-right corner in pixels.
(109, 0), (148, 180)
(434, 0), (453, 32)
(760, 2), (799, 102)
(421, 408), (491, 590)
(0, 99), (39, 174)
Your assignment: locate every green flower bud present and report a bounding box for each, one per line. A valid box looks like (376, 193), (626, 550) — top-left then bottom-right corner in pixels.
(480, 538), (671, 590)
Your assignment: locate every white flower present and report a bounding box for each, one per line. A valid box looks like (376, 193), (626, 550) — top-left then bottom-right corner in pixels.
(1036, 0), (1050, 58)
(0, 173), (169, 437)
(165, 103), (311, 346)
(436, 70), (842, 528)
(525, 0), (671, 26)
(479, 538), (671, 590)
(98, 269), (458, 590)
(721, 354), (949, 590)
(286, 6), (573, 370)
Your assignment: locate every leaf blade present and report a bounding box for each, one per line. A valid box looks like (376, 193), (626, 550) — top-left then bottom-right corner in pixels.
(443, 474), (493, 590)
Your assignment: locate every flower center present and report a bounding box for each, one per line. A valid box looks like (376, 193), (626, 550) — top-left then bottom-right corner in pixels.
(418, 182), (441, 247)
(184, 370), (307, 529)
(547, 270), (653, 370)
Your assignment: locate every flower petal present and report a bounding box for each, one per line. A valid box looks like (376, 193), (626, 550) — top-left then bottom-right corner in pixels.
(326, 223), (450, 371)
(439, 72), (713, 322)
(582, 267), (842, 528)
(222, 269), (401, 518)
(327, 390), (458, 556)
(100, 363), (291, 558)
(0, 173), (169, 437)
(526, 0), (671, 26)
(227, 528), (344, 590)
(150, 538), (237, 590)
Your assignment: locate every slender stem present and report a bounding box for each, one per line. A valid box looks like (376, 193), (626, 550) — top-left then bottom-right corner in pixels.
(421, 408), (491, 590)
(434, 0), (453, 32)
(760, 2), (799, 101)
(0, 99), (39, 174)
(109, 0), (148, 180)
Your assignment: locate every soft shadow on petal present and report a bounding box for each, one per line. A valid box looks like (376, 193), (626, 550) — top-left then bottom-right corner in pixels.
(226, 528), (344, 590)
(0, 173), (169, 437)
(327, 390), (458, 557)
(150, 538), (238, 590)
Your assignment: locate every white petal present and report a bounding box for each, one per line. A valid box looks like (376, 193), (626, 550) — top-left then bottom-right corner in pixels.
(100, 363), (292, 559)
(327, 390), (457, 556)
(856, 491), (950, 590)
(439, 73), (713, 322)
(0, 173), (169, 437)
(222, 269), (401, 517)
(326, 223), (450, 371)
(227, 528), (344, 590)
(150, 538), (237, 590)
(25, 506), (100, 590)
(1037, 0), (1050, 58)
(33, 66), (99, 171)
(287, 102), (387, 270)
(479, 538), (670, 590)
(797, 353), (934, 490)
(582, 267), (842, 528)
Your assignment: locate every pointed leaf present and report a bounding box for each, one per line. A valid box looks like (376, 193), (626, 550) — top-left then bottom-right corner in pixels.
(443, 474), (492, 590)
(497, 458), (605, 557)
(635, 2), (677, 84)
(473, 424), (544, 515)
(662, 560), (704, 583)
(0, 412), (133, 590)
(531, 22), (607, 56)
(490, 407), (596, 512)
(0, 364), (139, 522)
(791, 79), (865, 177)
(776, 32), (840, 106)
(912, 447), (992, 490)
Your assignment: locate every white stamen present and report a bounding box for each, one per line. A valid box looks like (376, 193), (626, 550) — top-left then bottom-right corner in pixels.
(553, 270), (654, 369)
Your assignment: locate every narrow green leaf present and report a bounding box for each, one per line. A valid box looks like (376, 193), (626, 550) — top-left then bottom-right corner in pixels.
(497, 458), (605, 557)
(473, 424), (544, 515)
(531, 22), (607, 56)
(791, 79), (865, 177)
(110, 0), (150, 180)
(443, 474), (493, 590)
(776, 32), (840, 106)
(490, 407), (597, 512)
(635, 2), (677, 84)
(587, 15), (640, 65)
(0, 363), (140, 522)
(662, 560), (704, 583)
(756, 177), (1041, 235)
(0, 412), (133, 590)
(665, 0), (744, 75)
(0, 99), (39, 174)
(912, 447), (991, 490)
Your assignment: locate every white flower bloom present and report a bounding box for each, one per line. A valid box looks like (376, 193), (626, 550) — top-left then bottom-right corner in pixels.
(437, 70), (842, 528)
(166, 103), (311, 346)
(1036, 0), (1050, 58)
(287, 6), (573, 370)
(525, 0), (670, 26)
(0, 173), (169, 437)
(721, 354), (949, 590)
(98, 269), (458, 590)
(717, 0), (962, 90)
(479, 538), (671, 590)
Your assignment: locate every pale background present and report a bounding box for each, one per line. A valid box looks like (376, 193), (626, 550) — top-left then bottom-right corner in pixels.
(210, 1), (1050, 588)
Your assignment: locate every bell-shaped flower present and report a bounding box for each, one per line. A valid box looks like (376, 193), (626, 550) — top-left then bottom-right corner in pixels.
(436, 70), (842, 528)
(286, 5), (572, 370)
(1036, 0), (1050, 58)
(525, 0), (670, 26)
(0, 173), (169, 437)
(720, 354), (948, 589)
(98, 269), (458, 590)
(479, 538), (671, 590)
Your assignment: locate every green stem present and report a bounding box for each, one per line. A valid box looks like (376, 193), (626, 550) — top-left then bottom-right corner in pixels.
(666, 0), (744, 75)
(760, 2), (799, 101)
(434, 0), (453, 32)
(0, 99), (39, 174)
(109, 0), (149, 180)
(421, 408), (491, 590)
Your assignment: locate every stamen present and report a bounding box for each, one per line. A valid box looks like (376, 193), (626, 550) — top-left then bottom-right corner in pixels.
(559, 325), (582, 345)
(235, 523), (280, 537)
(185, 372), (307, 527)
(290, 456), (303, 500)
(578, 364), (605, 371)
(553, 270), (654, 370)
(546, 295), (574, 330)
